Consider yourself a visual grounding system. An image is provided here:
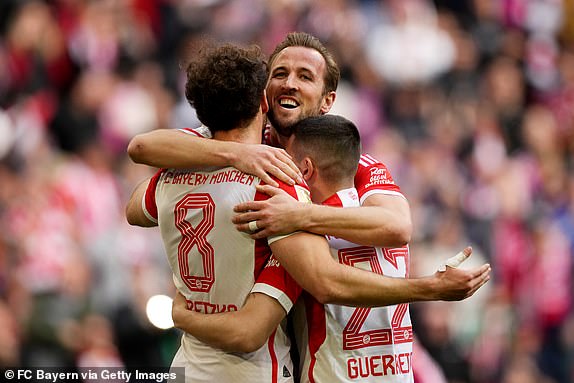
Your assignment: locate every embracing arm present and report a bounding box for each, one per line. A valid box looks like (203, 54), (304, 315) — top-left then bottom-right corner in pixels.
(233, 186), (411, 247)
(290, 193), (411, 247)
(170, 243), (490, 352)
(125, 178), (156, 227)
(171, 291), (286, 353)
(270, 234), (490, 307)
(127, 129), (301, 187)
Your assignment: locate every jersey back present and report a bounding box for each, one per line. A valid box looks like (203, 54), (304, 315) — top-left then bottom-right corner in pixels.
(296, 188), (413, 383)
(143, 166), (305, 383)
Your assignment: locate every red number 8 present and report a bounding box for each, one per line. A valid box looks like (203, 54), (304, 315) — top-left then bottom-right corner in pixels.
(174, 193), (216, 293)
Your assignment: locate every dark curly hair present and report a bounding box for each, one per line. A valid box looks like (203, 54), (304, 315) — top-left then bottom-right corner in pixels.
(184, 43), (268, 133)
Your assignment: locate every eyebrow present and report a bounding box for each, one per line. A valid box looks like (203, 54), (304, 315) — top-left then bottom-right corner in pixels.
(270, 65), (287, 74)
(271, 65), (316, 77)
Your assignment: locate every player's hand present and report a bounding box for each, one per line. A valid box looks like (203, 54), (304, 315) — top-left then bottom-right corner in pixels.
(171, 291), (190, 330)
(432, 247), (491, 301)
(233, 184), (308, 239)
(230, 144), (302, 187)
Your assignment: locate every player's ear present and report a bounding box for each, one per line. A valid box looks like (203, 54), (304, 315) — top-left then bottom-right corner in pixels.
(300, 157), (315, 181)
(261, 91), (269, 114)
(320, 91), (336, 114)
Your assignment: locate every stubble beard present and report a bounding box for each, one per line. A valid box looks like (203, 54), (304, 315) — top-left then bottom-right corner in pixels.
(267, 103), (323, 138)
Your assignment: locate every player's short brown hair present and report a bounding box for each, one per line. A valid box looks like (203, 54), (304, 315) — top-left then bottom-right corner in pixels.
(185, 43), (268, 132)
(269, 32), (340, 95)
(290, 114), (360, 182)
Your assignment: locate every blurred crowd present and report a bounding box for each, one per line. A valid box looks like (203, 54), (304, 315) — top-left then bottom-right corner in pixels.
(0, 0), (573, 382)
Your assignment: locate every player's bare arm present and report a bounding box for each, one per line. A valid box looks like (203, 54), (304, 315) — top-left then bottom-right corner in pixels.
(233, 185), (412, 247)
(270, 234), (490, 306)
(171, 245), (489, 354)
(125, 178), (157, 227)
(172, 291), (286, 354)
(127, 129), (302, 187)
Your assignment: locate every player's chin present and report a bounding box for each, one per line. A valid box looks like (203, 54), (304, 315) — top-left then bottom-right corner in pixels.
(271, 115), (298, 135)
(273, 124), (295, 137)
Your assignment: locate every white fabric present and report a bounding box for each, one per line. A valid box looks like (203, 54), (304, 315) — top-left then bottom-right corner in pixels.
(296, 188), (414, 383)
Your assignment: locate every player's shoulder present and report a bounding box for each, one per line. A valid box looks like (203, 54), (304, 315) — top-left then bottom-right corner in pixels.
(258, 176), (311, 203)
(354, 152), (400, 191)
(358, 153), (387, 168)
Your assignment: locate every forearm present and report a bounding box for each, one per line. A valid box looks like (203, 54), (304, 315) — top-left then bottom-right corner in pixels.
(270, 233), (436, 307)
(301, 203), (411, 247)
(173, 310), (254, 352)
(128, 130), (301, 186)
(321, 265), (438, 306)
(172, 293), (285, 353)
(233, 189), (412, 246)
(127, 129), (236, 169)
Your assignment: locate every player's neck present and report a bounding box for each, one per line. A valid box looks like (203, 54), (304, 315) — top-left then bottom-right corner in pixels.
(213, 114), (264, 144)
(310, 179), (354, 204)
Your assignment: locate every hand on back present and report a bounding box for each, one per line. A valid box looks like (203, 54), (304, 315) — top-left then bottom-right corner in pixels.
(233, 184), (308, 239)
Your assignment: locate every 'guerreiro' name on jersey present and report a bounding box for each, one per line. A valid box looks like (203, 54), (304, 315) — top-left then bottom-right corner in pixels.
(294, 188), (412, 383)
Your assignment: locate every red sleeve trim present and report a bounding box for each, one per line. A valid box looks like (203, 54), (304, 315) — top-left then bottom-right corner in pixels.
(143, 169), (165, 222)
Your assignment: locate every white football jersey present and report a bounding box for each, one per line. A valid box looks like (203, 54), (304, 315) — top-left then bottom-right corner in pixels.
(143, 160), (308, 383)
(295, 188), (413, 383)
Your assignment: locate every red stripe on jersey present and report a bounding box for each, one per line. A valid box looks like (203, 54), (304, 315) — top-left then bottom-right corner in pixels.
(267, 329), (278, 383)
(358, 154), (377, 166)
(253, 238), (271, 280)
(179, 127), (204, 137)
(383, 246), (410, 276)
(253, 176), (309, 286)
(304, 293), (327, 383)
(321, 192), (343, 207)
(144, 169), (165, 220)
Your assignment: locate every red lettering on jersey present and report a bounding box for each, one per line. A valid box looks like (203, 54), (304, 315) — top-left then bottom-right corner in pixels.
(162, 171), (209, 185)
(347, 353), (412, 379)
(369, 356), (383, 377)
(365, 167), (395, 188)
(396, 352), (411, 374)
(382, 354), (395, 375)
(383, 246), (409, 273)
(209, 170), (255, 185)
(354, 154), (402, 200)
(186, 299), (238, 314)
(265, 257), (281, 268)
(195, 174), (208, 185)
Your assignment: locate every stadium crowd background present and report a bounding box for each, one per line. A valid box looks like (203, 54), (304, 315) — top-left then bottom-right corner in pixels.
(0, 0), (573, 382)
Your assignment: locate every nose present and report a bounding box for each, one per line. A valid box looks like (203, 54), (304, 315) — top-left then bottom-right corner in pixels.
(282, 73), (298, 91)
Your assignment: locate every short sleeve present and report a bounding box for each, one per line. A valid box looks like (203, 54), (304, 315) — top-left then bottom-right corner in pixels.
(142, 169), (165, 223)
(251, 254), (302, 313)
(354, 154), (405, 204)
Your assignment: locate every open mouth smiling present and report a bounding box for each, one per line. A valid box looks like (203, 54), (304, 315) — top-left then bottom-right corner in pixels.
(279, 98), (299, 109)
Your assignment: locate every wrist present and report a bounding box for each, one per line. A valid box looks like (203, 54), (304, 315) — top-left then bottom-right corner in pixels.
(296, 202), (315, 232)
(218, 141), (239, 167)
(412, 276), (438, 302)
